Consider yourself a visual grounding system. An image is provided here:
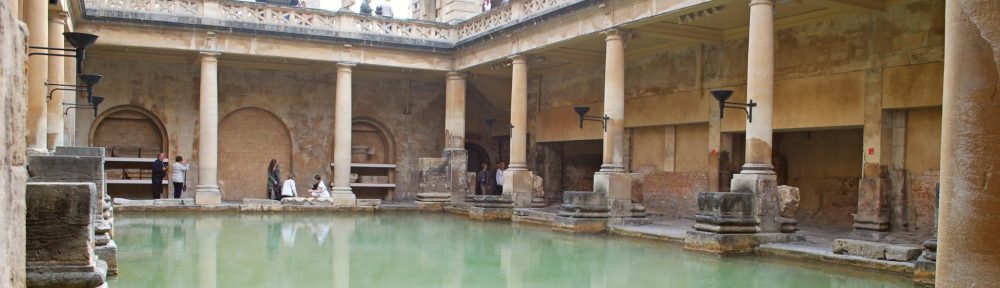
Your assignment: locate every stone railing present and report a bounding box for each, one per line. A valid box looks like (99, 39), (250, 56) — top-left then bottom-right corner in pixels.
(83, 0), (455, 45)
(82, 0), (587, 46)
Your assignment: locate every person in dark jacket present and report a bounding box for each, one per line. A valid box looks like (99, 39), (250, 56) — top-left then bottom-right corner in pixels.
(151, 152), (167, 199)
(360, 0), (373, 15)
(267, 159), (282, 200)
(476, 163), (489, 195)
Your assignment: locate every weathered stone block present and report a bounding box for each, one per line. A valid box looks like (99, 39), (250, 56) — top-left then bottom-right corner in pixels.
(469, 206), (513, 220)
(684, 231), (759, 255)
(54, 147), (105, 157)
(731, 173), (780, 233)
(885, 245), (922, 262)
(693, 192), (757, 233)
(832, 239), (888, 260)
(329, 193), (357, 207)
(95, 241), (118, 276)
(417, 157), (451, 203)
(27, 154), (106, 218)
(443, 149), (468, 203)
(26, 182), (97, 266)
(777, 185), (800, 218)
(532, 175), (545, 199)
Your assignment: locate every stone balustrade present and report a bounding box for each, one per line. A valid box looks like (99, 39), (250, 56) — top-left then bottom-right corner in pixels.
(80, 0), (583, 47)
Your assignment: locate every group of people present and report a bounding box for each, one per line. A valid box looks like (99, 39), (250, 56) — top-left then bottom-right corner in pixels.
(151, 153), (189, 199)
(481, 0), (509, 12)
(358, 0), (394, 18)
(267, 159), (333, 200)
(476, 161), (507, 195)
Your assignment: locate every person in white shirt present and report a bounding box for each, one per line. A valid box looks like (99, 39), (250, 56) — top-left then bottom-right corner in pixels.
(171, 156), (190, 199)
(495, 161), (505, 195)
(280, 174), (298, 200)
(308, 174), (331, 198)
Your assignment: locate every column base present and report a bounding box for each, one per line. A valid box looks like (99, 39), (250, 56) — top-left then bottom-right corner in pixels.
(503, 169), (534, 208)
(330, 192), (357, 207)
(442, 149), (468, 203)
(852, 178), (890, 231)
(195, 185), (222, 205)
(731, 173), (780, 233)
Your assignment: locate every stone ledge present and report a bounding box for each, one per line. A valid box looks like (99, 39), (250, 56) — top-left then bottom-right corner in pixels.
(469, 206), (513, 220)
(552, 216), (607, 233)
(759, 242), (914, 276)
(832, 239), (922, 262)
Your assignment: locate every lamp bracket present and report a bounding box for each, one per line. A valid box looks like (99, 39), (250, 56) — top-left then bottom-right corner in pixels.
(720, 100), (757, 123)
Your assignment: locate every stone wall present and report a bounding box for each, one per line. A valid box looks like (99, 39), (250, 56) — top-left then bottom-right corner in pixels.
(76, 56), (446, 201)
(0, 1), (27, 286)
(775, 129), (863, 228)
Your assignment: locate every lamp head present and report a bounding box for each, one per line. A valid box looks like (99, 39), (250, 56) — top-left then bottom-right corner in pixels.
(63, 32), (99, 50)
(90, 96), (105, 117)
(573, 106), (590, 118)
(79, 74), (103, 86)
(711, 90), (733, 103)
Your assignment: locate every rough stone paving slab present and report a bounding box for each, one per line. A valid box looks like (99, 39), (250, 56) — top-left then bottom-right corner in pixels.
(760, 242), (914, 275)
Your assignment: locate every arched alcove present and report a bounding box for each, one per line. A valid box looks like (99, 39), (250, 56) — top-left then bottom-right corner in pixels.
(346, 118), (396, 200)
(219, 107), (293, 201)
(90, 105), (168, 158)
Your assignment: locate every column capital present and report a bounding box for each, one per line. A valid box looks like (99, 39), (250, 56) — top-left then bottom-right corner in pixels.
(601, 28), (625, 41)
(446, 71), (466, 80)
(199, 51), (221, 61)
(336, 62), (356, 72)
(749, 0), (775, 7)
(508, 54), (527, 64)
(49, 11), (69, 24)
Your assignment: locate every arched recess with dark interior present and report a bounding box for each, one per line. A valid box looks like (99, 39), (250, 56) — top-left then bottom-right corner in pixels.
(218, 107), (293, 201)
(346, 117), (397, 200)
(90, 105), (169, 199)
(465, 142), (490, 195)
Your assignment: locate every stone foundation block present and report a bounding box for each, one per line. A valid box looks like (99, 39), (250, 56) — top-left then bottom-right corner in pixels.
(504, 170), (534, 208)
(731, 173), (780, 233)
(357, 199), (381, 207)
(416, 201), (447, 211)
(552, 216), (608, 233)
(95, 241), (118, 276)
(240, 199), (282, 211)
(913, 258), (936, 286)
(684, 231), (759, 255)
(194, 187), (222, 205)
(26, 182), (105, 288)
(469, 206), (513, 220)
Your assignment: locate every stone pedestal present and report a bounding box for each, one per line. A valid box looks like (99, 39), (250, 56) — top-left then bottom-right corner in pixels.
(195, 187), (222, 205)
(853, 178), (890, 231)
(26, 183), (106, 288)
(594, 172), (646, 225)
(913, 239), (936, 286)
(469, 195), (514, 220)
(553, 191), (610, 233)
(416, 157), (450, 211)
(330, 193), (357, 207)
(504, 169), (534, 208)
(444, 149), (468, 204)
(685, 191), (802, 254)
(731, 173), (780, 233)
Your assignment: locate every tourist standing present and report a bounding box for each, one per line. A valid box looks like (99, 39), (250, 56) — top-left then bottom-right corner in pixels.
(151, 153), (167, 199)
(481, 0), (491, 12)
(280, 174), (298, 200)
(267, 159), (281, 200)
(495, 161), (505, 195)
(171, 156), (190, 199)
(379, 0), (394, 18)
(308, 174), (331, 198)
(477, 163), (489, 195)
(359, 0), (373, 15)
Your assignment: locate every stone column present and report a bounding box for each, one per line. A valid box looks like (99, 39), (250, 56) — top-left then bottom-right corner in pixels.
(25, 0), (47, 152)
(444, 72), (469, 203)
(46, 12), (67, 149)
(444, 72), (466, 149)
(595, 29), (634, 223)
(195, 52), (222, 205)
(730, 0), (780, 233)
(742, 0), (775, 174)
(331, 63), (357, 206)
(505, 55), (534, 207)
(936, 1), (1000, 287)
(508, 55), (528, 172)
(600, 29), (625, 173)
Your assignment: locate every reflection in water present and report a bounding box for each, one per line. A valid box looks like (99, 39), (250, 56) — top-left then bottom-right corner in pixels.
(109, 213), (914, 288)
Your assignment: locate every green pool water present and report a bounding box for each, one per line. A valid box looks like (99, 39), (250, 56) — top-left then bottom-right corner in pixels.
(108, 212), (914, 288)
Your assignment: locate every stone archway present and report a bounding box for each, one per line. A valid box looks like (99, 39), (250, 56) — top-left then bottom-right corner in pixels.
(90, 106), (168, 158)
(219, 107), (293, 201)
